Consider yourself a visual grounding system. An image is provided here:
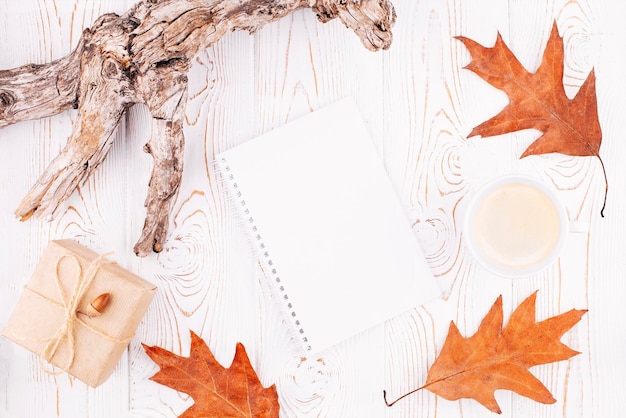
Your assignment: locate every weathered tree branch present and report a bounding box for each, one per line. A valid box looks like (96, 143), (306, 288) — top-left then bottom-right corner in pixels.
(0, 0), (396, 256)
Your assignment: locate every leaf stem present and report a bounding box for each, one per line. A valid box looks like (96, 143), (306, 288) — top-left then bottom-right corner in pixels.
(383, 386), (425, 407)
(597, 155), (608, 217)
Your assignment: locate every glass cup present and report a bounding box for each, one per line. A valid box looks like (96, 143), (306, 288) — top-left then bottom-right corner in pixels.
(463, 175), (585, 278)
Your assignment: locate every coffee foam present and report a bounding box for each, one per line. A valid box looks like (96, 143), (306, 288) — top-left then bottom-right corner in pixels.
(471, 182), (561, 270)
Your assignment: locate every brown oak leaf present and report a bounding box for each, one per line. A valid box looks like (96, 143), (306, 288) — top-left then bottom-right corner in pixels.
(457, 22), (607, 215)
(143, 331), (279, 418)
(384, 291), (587, 414)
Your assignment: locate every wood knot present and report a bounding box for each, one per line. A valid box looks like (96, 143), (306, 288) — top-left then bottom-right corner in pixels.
(102, 58), (122, 79)
(0, 90), (16, 112)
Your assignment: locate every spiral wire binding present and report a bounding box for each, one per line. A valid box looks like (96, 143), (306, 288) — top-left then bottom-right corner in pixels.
(214, 157), (311, 353)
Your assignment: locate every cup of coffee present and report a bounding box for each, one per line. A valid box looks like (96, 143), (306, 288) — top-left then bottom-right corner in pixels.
(464, 175), (581, 278)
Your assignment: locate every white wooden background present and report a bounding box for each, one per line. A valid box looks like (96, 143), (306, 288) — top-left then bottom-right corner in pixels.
(0, 0), (624, 417)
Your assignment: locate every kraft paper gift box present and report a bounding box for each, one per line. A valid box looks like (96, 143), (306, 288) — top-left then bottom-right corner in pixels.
(2, 239), (156, 387)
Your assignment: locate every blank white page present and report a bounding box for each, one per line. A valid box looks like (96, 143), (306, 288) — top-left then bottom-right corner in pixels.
(217, 99), (441, 354)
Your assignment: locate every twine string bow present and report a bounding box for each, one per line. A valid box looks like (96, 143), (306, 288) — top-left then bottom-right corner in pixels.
(38, 252), (113, 373)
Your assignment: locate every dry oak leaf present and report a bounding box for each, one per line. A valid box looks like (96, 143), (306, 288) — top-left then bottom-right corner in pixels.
(457, 22), (607, 215)
(384, 291), (587, 414)
(143, 331), (279, 418)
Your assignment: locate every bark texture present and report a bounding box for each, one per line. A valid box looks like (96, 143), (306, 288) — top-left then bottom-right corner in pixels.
(0, 0), (396, 256)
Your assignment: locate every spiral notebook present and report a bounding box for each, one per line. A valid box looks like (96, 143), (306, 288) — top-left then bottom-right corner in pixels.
(216, 99), (441, 354)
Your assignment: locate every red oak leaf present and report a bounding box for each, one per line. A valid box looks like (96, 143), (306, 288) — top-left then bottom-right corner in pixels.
(143, 331), (279, 418)
(457, 22), (607, 214)
(385, 291), (587, 414)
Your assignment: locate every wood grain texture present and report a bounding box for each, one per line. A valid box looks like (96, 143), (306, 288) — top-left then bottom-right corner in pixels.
(1, 0), (625, 417)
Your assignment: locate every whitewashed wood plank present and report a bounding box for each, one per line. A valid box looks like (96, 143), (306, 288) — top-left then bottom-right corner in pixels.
(588, 1), (626, 418)
(0, 1), (141, 417)
(500, 1), (600, 417)
(44, 0), (134, 411)
(382, 1), (515, 417)
(124, 21), (265, 415)
(252, 8), (389, 418)
(554, 1), (626, 418)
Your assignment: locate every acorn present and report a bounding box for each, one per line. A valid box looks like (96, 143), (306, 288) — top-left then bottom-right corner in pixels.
(79, 293), (111, 318)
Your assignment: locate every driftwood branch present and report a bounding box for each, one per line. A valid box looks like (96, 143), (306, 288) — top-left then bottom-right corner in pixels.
(0, 0), (396, 256)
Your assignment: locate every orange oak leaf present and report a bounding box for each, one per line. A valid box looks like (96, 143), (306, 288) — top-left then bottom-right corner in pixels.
(143, 331), (279, 418)
(384, 291), (587, 414)
(457, 22), (607, 215)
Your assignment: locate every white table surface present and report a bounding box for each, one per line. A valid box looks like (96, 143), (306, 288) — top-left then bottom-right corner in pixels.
(1, 0), (624, 417)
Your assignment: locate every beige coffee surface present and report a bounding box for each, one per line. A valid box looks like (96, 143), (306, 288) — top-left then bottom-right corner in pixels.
(473, 183), (561, 270)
